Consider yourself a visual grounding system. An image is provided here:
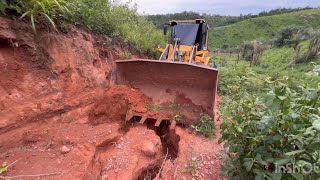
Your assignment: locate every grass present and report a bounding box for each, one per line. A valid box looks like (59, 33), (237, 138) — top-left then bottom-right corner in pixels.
(1, 0), (165, 54)
(147, 103), (161, 111)
(253, 41), (320, 81)
(210, 9), (320, 49)
(209, 54), (241, 68)
(183, 147), (198, 174)
(211, 40), (319, 84)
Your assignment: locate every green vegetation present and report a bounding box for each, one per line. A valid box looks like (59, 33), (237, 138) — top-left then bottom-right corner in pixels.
(146, 8), (314, 29)
(191, 114), (215, 138)
(0, 0), (165, 54)
(210, 9), (320, 49)
(217, 33), (320, 179)
(119, 51), (132, 60)
(146, 11), (204, 29)
(183, 147), (198, 174)
(219, 76), (320, 179)
(253, 41), (320, 81)
(0, 162), (7, 174)
(147, 103), (162, 111)
(1, 0), (70, 33)
(70, 0), (165, 54)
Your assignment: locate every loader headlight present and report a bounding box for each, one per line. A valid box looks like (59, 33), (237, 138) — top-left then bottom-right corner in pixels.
(203, 46), (207, 51)
(157, 44), (161, 48)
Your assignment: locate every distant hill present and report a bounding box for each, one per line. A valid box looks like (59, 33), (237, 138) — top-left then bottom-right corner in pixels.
(210, 9), (320, 49)
(146, 8), (315, 29)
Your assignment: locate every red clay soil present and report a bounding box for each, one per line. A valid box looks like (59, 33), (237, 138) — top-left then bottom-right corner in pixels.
(0, 17), (225, 180)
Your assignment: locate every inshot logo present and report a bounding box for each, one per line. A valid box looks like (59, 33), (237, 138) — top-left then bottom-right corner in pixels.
(275, 162), (320, 174)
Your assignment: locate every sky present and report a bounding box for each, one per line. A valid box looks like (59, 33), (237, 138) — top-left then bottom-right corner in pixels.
(130, 0), (320, 16)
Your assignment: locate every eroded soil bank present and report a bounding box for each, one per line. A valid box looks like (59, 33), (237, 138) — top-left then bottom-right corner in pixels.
(0, 17), (224, 180)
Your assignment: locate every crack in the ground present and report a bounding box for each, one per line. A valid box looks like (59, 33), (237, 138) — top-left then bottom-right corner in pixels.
(84, 117), (180, 180)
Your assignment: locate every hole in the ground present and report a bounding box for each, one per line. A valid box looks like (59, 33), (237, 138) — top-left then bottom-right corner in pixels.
(124, 116), (180, 161)
(0, 39), (12, 48)
(143, 119), (180, 161)
(137, 164), (161, 180)
(123, 117), (181, 179)
(118, 116), (141, 134)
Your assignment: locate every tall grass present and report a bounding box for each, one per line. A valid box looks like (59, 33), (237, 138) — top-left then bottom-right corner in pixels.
(1, 0), (70, 33)
(1, 0), (165, 54)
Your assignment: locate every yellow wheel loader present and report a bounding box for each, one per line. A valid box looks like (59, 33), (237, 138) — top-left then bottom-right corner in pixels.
(116, 19), (218, 121)
(157, 19), (211, 65)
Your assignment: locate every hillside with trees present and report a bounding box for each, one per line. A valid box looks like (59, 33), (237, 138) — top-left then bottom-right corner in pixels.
(210, 9), (320, 49)
(146, 7), (315, 29)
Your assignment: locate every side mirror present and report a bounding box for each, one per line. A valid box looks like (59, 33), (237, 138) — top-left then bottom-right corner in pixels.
(163, 25), (168, 35)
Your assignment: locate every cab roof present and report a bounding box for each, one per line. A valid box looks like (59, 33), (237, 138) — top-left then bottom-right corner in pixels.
(169, 19), (206, 25)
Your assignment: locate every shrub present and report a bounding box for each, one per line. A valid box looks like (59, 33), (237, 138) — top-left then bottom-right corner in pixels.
(218, 63), (264, 97)
(192, 114), (215, 138)
(70, 0), (114, 35)
(70, 0), (165, 54)
(220, 77), (320, 179)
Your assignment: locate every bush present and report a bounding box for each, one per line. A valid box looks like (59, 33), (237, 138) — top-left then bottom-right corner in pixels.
(220, 77), (320, 179)
(70, 0), (165, 54)
(218, 63), (264, 97)
(191, 114), (215, 138)
(70, 0), (114, 35)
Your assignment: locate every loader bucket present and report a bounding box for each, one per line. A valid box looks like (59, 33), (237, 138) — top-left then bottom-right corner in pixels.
(115, 59), (218, 114)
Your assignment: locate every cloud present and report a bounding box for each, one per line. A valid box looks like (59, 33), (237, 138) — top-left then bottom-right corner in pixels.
(131, 0), (320, 15)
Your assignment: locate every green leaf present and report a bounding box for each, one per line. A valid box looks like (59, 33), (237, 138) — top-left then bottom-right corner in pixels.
(278, 96), (287, 100)
(0, 167), (7, 174)
(267, 172), (282, 180)
(236, 126), (243, 132)
(312, 119), (320, 131)
(41, 12), (57, 31)
(285, 149), (305, 156)
(255, 154), (267, 165)
(272, 135), (282, 141)
(0, 0), (7, 14)
(31, 14), (36, 33)
(20, 11), (30, 19)
(0, 161), (7, 174)
(274, 158), (290, 166)
(314, 65), (320, 72)
(255, 174), (264, 180)
(243, 159), (254, 171)
(261, 116), (272, 123)
(291, 173), (304, 180)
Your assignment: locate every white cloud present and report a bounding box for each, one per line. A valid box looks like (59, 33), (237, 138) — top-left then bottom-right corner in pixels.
(130, 0), (320, 15)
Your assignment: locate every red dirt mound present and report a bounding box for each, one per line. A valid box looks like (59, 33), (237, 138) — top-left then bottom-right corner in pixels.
(88, 85), (149, 125)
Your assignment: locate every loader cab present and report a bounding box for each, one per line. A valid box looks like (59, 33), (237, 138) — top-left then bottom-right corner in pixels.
(164, 19), (209, 51)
